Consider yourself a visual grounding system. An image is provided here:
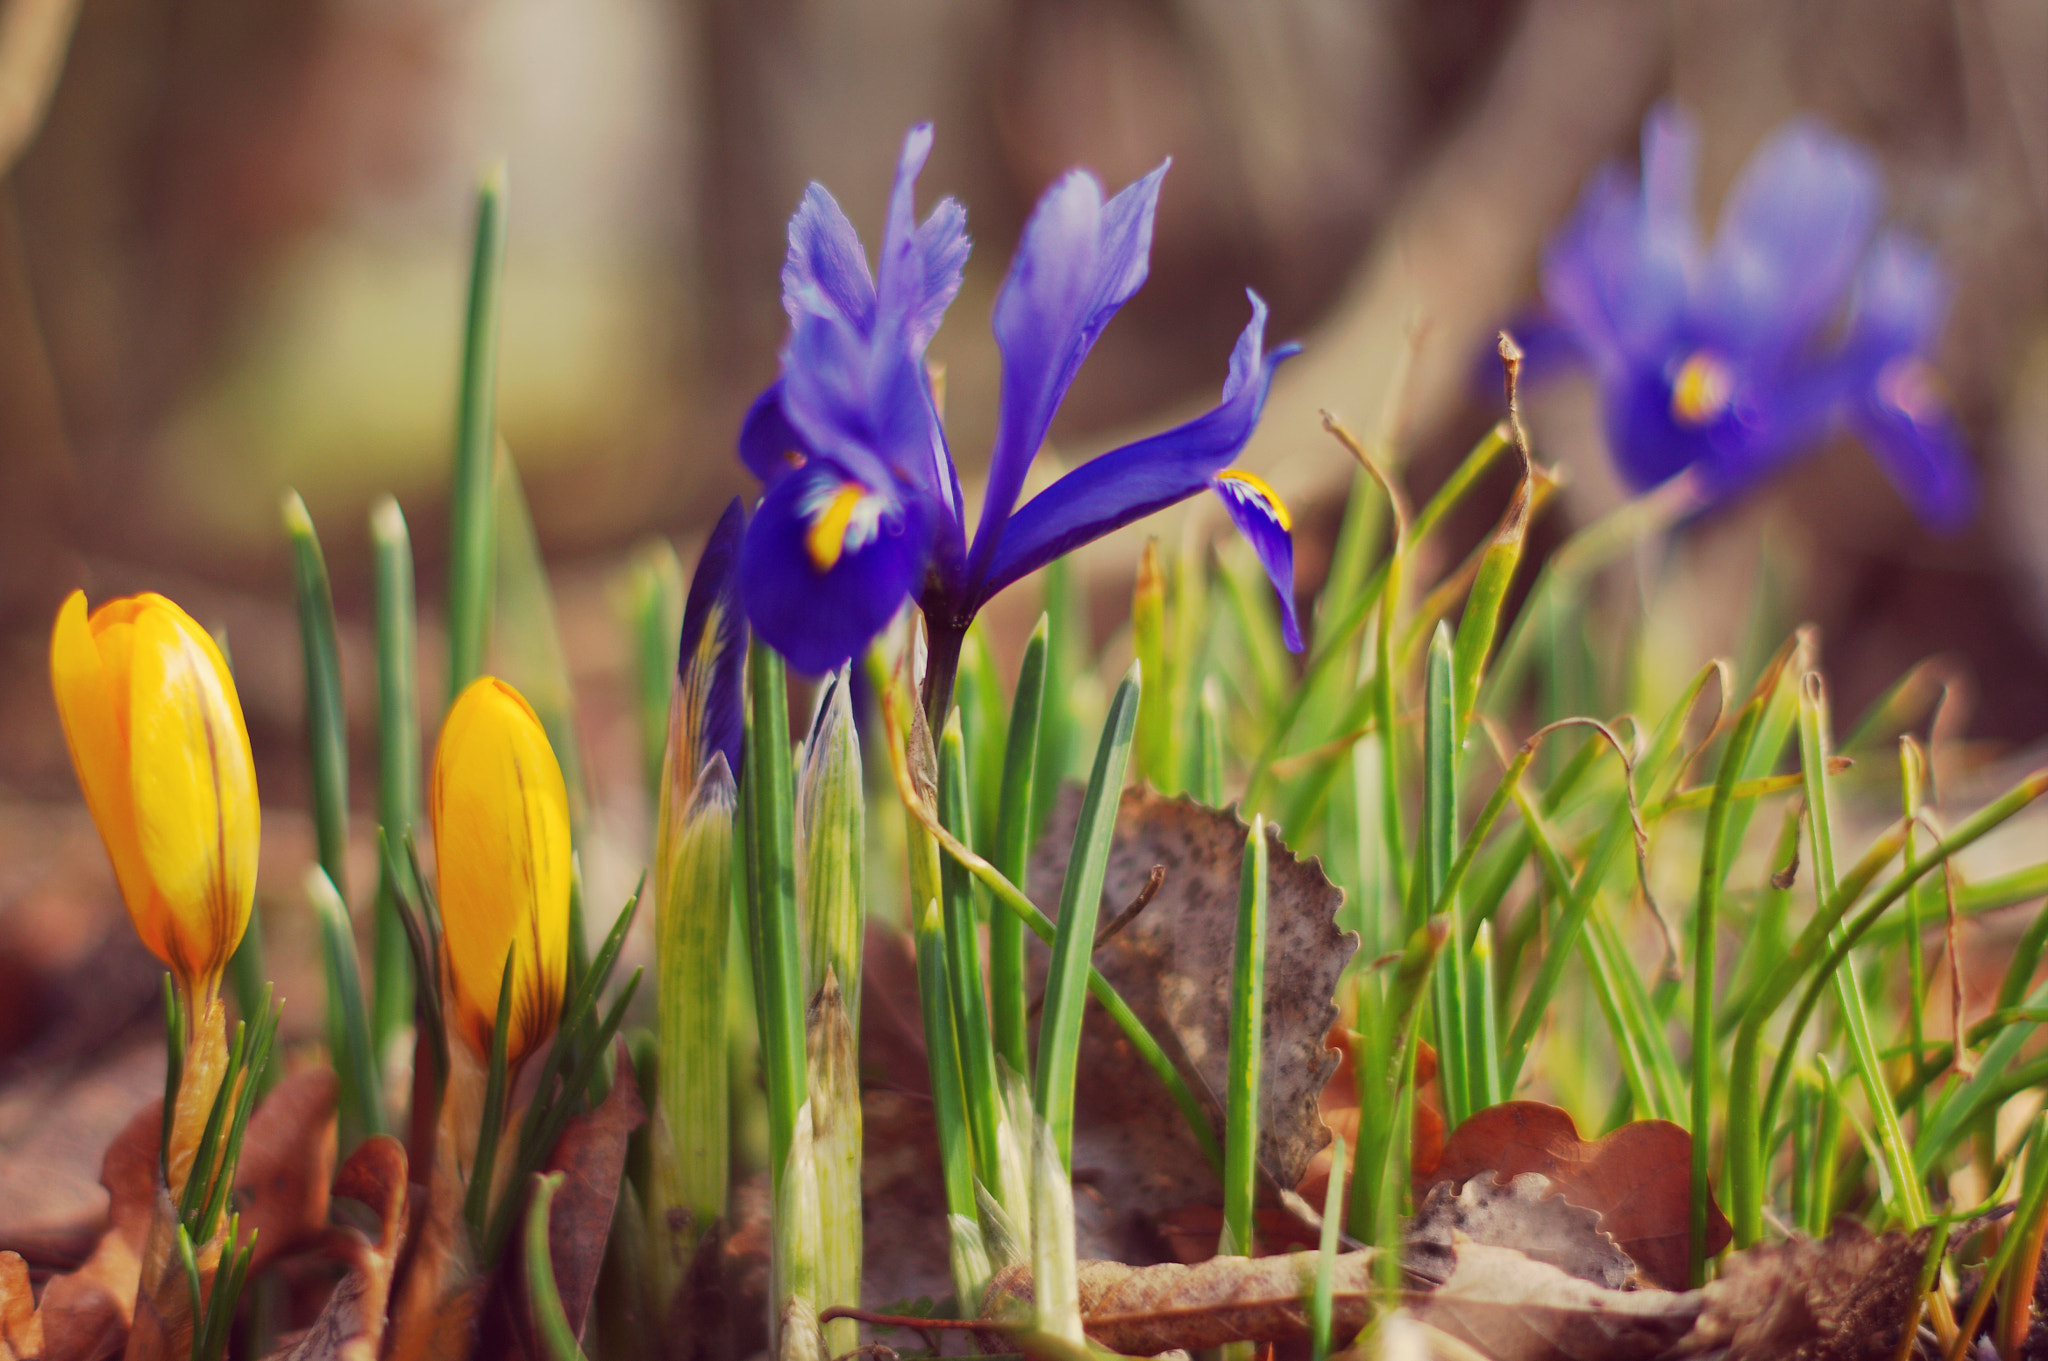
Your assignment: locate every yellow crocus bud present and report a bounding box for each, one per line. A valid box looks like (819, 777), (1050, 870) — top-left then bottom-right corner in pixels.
(432, 676), (572, 1067)
(49, 590), (258, 999)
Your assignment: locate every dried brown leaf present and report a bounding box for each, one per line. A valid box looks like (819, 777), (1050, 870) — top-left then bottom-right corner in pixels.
(1424, 1102), (1728, 1290)
(265, 1135), (409, 1361)
(34, 1098), (161, 1360)
(0, 1250), (43, 1360)
(983, 1250), (1380, 1356)
(1410, 1240), (1701, 1361)
(1672, 1223), (1929, 1361)
(1029, 788), (1355, 1259)
(1408, 1174), (1633, 1290)
(536, 1048), (645, 1339)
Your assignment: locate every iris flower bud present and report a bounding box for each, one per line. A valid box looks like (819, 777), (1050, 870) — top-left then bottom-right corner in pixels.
(49, 590), (258, 999)
(432, 676), (572, 1066)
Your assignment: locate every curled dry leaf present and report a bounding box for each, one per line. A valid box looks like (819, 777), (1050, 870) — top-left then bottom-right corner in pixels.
(0, 1250), (42, 1360)
(1029, 788), (1355, 1260)
(1407, 1174), (1634, 1290)
(32, 1097), (160, 1360)
(1410, 1239), (1702, 1361)
(983, 1249), (1381, 1356)
(1424, 1102), (1728, 1291)
(536, 1047), (646, 1340)
(265, 1135), (410, 1361)
(1672, 1223), (1931, 1361)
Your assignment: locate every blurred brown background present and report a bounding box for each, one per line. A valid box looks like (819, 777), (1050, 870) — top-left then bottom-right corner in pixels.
(1, 0), (2047, 787)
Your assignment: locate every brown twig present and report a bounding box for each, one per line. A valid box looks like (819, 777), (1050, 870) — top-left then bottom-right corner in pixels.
(1094, 866), (1167, 950)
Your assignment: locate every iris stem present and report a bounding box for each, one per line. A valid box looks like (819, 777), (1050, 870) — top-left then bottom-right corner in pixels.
(923, 617), (968, 732)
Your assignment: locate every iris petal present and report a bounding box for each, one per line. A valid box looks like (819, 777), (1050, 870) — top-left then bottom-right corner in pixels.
(783, 184), (876, 329)
(1852, 361), (1975, 532)
(678, 498), (749, 783)
(739, 380), (810, 487)
(876, 124), (970, 352)
(968, 160), (1168, 584)
(1701, 120), (1880, 357)
(740, 463), (934, 675)
(980, 294), (1295, 602)
(1211, 470), (1302, 652)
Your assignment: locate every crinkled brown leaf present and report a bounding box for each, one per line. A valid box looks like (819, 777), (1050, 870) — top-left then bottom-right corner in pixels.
(34, 1096), (163, 1360)
(265, 1135), (409, 1361)
(0, 1250), (42, 1360)
(536, 1048), (645, 1339)
(1410, 1240), (1702, 1361)
(1407, 1174), (1633, 1290)
(0, 1042), (161, 1266)
(1671, 1223), (1929, 1361)
(1424, 1102), (1727, 1290)
(1028, 788), (1355, 1259)
(983, 1250), (1381, 1356)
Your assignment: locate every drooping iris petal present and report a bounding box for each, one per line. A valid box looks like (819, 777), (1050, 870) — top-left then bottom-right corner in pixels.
(677, 497), (748, 783)
(1852, 359), (1974, 531)
(1210, 469), (1302, 651)
(1834, 233), (1974, 529)
(1700, 120), (1881, 358)
(981, 294), (1296, 601)
(433, 676), (572, 1066)
(968, 160), (1168, 583)
(740, 462), (934, 675)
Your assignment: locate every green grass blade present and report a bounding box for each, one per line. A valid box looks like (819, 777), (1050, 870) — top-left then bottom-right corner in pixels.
(308, 867), (383, 1148)
(446, 162), (507, 704)
(1035, 663), (1142, 1169)
(940, 710), (1004, 1191)
(1220, 816), (1269, 1258)
(1422, 625), (1468, 1126)
(1134, 539), (1174, 791)
(1311, 1135), (1349, 1361)
(283, 491), (349, 902)
(990, 617), (1048, 1078)
(745, 639), (806, 1193)
(369, 496), (420, 1064)
(524, 1173), (591, 1360)
(622, 539), (684, 800)
(493, 447), (589, 836)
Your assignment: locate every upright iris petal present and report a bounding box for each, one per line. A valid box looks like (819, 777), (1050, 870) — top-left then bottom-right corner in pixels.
(735, 126), (1300, 675)
(967, 161), (1167, 587)
(1530, 103), (1973, 530)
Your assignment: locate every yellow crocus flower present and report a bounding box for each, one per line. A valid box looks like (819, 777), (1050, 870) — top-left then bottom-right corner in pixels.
(432, 676), (572, 1066)
(49, 590), (258, 999)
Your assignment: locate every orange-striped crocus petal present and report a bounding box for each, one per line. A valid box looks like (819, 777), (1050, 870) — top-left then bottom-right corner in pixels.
(431, 676), (572, 1066)
(50, 590), (259, 996)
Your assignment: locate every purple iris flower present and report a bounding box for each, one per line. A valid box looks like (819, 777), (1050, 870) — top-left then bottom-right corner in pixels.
(1533, 104), (1973, 529)
(734, 125), (1302, 689)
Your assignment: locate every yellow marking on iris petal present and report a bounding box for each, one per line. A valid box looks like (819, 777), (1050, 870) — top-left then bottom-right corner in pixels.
(805, 483), (867, 572)
(1215, 469), (1293, 531)
(1670, 352), (1733, 427)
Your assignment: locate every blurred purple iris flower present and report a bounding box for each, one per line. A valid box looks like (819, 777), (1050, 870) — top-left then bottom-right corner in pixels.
(734, 124), (1302, 683)
(1532, 104), (1973, 529)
